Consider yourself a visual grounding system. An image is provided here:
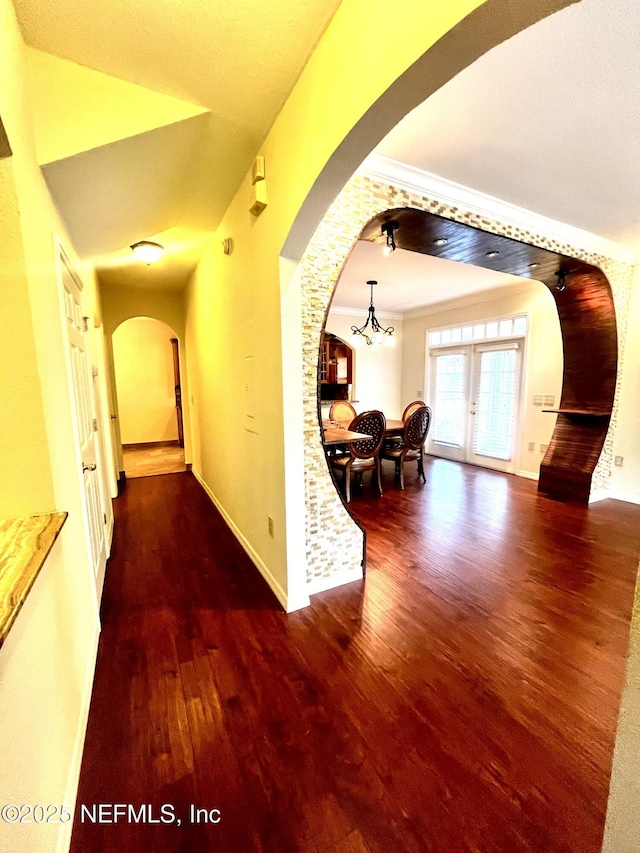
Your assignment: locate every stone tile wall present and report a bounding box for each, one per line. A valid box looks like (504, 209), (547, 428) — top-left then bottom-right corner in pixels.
(300, 174), (634, 584)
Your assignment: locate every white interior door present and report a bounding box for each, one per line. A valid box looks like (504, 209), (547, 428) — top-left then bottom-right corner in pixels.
(428, 341), (523, 473)
(58, 242), (108, 580)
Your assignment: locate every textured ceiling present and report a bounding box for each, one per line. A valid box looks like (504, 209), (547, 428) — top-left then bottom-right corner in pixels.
(14, 0), (342, 288)
(375, 0), (640, 253)
(14, 0), (341, 139)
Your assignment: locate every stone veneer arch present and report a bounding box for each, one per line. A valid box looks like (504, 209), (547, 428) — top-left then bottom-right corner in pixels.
(300, 174), (634, 587)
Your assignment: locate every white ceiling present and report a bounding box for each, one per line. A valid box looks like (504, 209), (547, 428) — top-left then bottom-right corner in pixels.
(375, 0), (640, 253)
(331, 241), (528, 316)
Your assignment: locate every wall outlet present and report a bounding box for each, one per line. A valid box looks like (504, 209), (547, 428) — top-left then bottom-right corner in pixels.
(543, 395), (555, 407)
(540, 443), (549, 453)
(268, 516), (274, 536)
(614, 456), (624, 467)
(528, 442), (535, 452)
(533, 395), (543, 406)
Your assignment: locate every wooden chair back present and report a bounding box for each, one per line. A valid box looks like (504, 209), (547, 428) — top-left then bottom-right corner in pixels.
(348, 411), (386, 460)
(402, 400), (427, 422)
(329, 401), (356, 422)
(403, 406), (432, 450)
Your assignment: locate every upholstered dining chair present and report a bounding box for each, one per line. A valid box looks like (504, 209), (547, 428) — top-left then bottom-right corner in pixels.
(329, 410), (386, 503)
(329, 400), (356, 422)
(382, 405), (432, 489)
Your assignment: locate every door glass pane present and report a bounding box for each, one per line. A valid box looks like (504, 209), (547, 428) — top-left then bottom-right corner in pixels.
(433, 353), (466, 446)
(473, 349), (517, 460)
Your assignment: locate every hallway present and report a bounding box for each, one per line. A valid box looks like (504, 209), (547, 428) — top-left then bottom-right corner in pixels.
(71, 464), (640, 852)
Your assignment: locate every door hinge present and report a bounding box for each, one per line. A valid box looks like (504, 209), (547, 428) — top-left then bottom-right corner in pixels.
(92, 418), (98, 432)
(92, 364), (99, 378)
(103, 513), (107, 524)
(82, 316), (89, 332)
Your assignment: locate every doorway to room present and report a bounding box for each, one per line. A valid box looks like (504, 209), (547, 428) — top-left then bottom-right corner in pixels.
(112, 316), (186, 479)
(427, 318), (527, 474)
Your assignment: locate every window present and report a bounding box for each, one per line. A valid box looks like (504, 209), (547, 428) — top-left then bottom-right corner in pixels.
(429, 315), (527, 349)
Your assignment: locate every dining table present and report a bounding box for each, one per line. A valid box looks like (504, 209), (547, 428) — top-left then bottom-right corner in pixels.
(331, 418), (404, 438)
(322, 420), (373, 446)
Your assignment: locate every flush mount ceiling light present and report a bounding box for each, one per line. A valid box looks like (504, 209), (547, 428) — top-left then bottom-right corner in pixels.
(434, 237), (448, 246)
(350, 280), (395, 349)
(381, 220), (399, 256)
(528, 262), (540, 269)
(485, 250), (500, 258)
(131, 240), (164, 264)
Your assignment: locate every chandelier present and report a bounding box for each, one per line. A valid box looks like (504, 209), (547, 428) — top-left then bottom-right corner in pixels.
(350, 280), (395, 348)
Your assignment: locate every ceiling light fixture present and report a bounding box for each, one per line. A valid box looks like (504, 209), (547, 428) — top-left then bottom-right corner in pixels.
(554, 269), (567, 292)
(131, 240), (164, 264)
(485, 250), (500, 258)
(350, 280), (395, 348)
(381, 221), (399, 256)
(434, 238), (448, 246)
(528, 262), (540, 269)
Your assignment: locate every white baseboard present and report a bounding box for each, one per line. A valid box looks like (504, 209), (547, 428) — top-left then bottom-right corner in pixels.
(608, 490), (640, 506)
(517, 469), (539, 481)
(56, 622), (100, 853)
(191, 467), (301, 612)
(307, 566), (364, 596)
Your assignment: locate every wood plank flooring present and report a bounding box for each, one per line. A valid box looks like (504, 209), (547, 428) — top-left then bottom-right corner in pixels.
(70, 459), (640, 852)
(122, 442), (186, 478)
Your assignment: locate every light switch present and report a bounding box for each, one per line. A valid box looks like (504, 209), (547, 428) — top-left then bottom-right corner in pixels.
(533, 395), (543, 406)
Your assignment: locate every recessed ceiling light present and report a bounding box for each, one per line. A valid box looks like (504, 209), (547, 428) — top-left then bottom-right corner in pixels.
(131, 240), (164, 264)
(434, 238), (448, 246)
(485, 250), (500, 258)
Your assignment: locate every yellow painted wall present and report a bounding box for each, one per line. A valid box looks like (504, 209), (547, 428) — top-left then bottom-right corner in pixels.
(401, 282), (562, 477)
(185, 0), (572, 608)
(611, 265), (640, 500)
(0, 3), (107, 849)
(0, 156), (54, 517)
(113, 317), (179, 444)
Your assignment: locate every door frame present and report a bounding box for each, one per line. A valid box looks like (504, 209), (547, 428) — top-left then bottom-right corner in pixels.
(426, 322), (528, 475)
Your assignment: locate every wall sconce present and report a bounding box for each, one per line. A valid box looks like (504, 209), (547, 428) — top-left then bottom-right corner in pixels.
(381, 221), (399, 256)
(131, 240), (164, 264)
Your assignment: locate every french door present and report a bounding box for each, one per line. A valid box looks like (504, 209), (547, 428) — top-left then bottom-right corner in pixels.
(428, 341), (523, 473)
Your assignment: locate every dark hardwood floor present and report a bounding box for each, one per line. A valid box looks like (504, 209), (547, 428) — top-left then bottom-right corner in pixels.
(71, 459), (640, 853)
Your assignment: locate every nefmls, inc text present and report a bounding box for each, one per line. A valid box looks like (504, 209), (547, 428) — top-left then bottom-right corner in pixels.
(80, 804), (221, 825)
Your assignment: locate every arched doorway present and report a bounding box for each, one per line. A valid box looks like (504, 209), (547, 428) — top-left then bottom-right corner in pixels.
(298, 174), (630, 592)
(112, 316), (186, 479)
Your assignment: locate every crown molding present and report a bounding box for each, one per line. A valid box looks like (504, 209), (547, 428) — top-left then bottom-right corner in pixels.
(359, 154), (637, 266)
